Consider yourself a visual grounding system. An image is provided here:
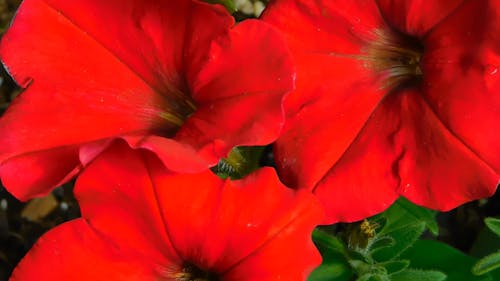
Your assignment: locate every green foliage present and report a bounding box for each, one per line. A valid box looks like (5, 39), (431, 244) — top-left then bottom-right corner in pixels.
(370, 197), (437, 261)
(204, 0), (236, 13)
(389, 269), (446, 281)
(473, 252), (500, 275)
(375, 197), (439, 236)
(308, 230), (353, 281)
(484, 217), (500, 236)
(401, 240), (492, 281)
(308, 198), (497, 281)
(471, 217), (500, 276)
(310, 198), (443, 281)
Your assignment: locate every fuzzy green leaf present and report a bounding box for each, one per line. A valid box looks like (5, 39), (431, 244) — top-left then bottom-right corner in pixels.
(369, 236), (395, 253)
(379, 260), (410, 275)
(371, 223), (426, 261)
(390, 269), (446, 281)
(472, 252), (500, 275)
(401, 240), (492, 281)
(485, 218), (500, 236)
(377, 198), (438, 236)
(309, 230), (354, 281)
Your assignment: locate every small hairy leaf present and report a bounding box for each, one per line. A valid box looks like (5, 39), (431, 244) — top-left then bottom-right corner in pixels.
(485, 218), (500, 236)
(379, 260), (410, 275)
(390, 269), (446, 281)
(372, 223), (425, 261)
(309, 230), (354, 281)
(377, 198), (438, 236)
(472, 252), (500, 275)
(401, 240), (492, 281)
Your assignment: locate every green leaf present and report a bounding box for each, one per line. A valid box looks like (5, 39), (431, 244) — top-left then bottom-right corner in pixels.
(309, 230), (354, 281)
(472, 252), (500, 275)
(308, 262), (354, 281)
(357, 273), (388, 281)
(390, 269), (446, 281)
(379, 260), (410, 275)
(371, 222), (426, 261)
(400, 240), (492, 281)
(312, 229), (347, 254)
(369, 198), (438, 262)
(485, 218), (500, 236)
(377, 198), (438, 236)
(205, 0), (236, 13)
(369, 236), (395, 253)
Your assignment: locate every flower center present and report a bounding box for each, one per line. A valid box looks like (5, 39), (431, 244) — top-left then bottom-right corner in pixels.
(172, 263), (220, 281)
(363, 29), (424, 90)
(158, 82), (197, 136)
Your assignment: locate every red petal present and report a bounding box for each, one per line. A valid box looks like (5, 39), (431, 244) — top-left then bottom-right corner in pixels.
(312, 94), (401, 223)
(263, 0), (385, 54)
(263, 0), (388, 189)
(148, 166), (323, 276)
(221, 191), (322, 281)
(422, 0), (500, 173)
(180, 20), (294, 157)
(0, 146), (81, 201)
(10, 219), (163, 281)
(376, 0), (465, 36)
(315, 90), (498, 223)
(74, 141), (181, 265)
(391, 92), (498, 210)
(123, 134), (213, 172)
(41, 0), (233, 93)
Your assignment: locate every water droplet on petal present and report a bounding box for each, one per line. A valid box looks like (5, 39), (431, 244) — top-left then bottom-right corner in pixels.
(483, 64), (498, 90)
(401, 183), (411, 193)
(485, 64), (498, 76)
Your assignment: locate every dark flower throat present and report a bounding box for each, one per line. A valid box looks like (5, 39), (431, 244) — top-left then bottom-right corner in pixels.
(173, 263), (220, 281)
(363, 29), (424, 90)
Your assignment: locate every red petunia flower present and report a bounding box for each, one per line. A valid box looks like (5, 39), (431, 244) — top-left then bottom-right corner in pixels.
(262, 0), (500, 223)
(0, 0), (294, 200)
(9, 141), (323, 281)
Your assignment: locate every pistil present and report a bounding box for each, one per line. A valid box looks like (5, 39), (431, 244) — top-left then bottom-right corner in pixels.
(363, 29), (424, 90)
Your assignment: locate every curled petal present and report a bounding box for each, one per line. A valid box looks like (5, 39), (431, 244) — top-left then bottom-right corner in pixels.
(0, 146), (81, 200)
(181, 20), (294, 158)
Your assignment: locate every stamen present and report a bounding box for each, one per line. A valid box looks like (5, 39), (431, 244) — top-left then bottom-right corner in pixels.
(159, 112), (185, 127)
(169, 263), (220, 281)
(157, 82), (197, 131)
(327, 28), (423, 90)
(363, 29), (423, 89)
